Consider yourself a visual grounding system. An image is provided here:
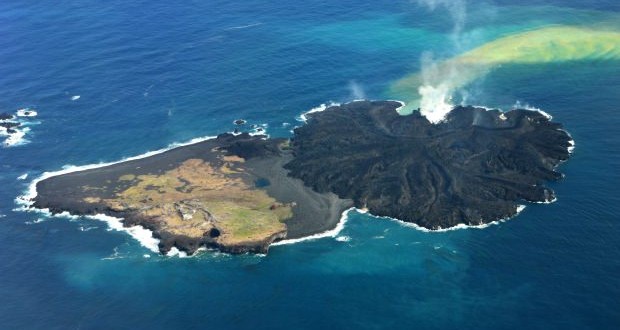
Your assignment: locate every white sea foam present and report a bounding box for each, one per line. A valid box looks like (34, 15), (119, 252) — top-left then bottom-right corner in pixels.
(224, 22), (263, 30)
(78, 225), (98, 232)
(335, 235), (351, 242)
(412, 98), (555, 126)
(14, 134), (218, 211)
(89, 214), (160, 253)
(17, 173), (28, 180)
(71, 95), (80, 101)
(2, 107), (39, 147)
(3, 127), (30, 146)
(567, 139), (575, 154)
(271, 208), (355, 246)
(16, 108), (37, 117)
(249, 128), (270, 138)
(296, 102), (340, 122)
(25, 217), (48, 225)
(468, 104), (574, 159)
(14, 131), (280, 255)
(297, 100), (410, 123)
(12, 101), (556, 254)
(512, 101), (552, 120)
(505, 102), (575, 155)
(537, 110), (552, 120)
(532, 196), (558, 204)
(388, 100), (407, 113)
(14, 134), (221, 254)
(101, 247), (126, 260)
(19, 120), (42, 127)
(361, 204), (527, 233)
(166, 247), (189, 258)
(468, 104), (495, 111)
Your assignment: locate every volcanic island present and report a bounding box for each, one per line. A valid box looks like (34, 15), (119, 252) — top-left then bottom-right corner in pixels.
(28, 101), (573, 255)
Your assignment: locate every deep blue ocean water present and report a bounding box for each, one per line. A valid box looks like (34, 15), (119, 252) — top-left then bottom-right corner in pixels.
(1, 1), (619, 328)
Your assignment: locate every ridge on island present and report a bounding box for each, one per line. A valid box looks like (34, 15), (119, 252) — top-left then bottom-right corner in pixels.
(27, 100), (573, 255)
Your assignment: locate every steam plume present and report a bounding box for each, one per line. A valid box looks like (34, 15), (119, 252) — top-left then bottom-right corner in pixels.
(348, 80), (367, 100)
(414, 0), (468, 123)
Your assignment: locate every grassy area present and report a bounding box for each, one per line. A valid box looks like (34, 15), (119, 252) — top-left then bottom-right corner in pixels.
(82, 157), (291, 246)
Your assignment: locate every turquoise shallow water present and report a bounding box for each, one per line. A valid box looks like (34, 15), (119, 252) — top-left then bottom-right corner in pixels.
(1, 1), (619, 328)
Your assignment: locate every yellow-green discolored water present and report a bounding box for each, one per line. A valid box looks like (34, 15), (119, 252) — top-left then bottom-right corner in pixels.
(390, 26), (620, 115)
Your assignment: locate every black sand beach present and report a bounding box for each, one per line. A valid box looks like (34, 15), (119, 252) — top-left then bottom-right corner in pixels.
(33, 133), (352, 254)
(30, 100), (572, 254)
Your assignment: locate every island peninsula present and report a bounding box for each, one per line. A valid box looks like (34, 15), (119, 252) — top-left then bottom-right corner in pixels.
(28, 101), (573, 254)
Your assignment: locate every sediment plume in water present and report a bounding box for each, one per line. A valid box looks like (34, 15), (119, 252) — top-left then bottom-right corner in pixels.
(390, 26), (620, 121)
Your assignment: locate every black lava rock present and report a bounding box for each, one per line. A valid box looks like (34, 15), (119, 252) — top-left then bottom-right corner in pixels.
(284, 100), (573, 229)
(0, 122), (20, 129)
(0, 112), (14, 120)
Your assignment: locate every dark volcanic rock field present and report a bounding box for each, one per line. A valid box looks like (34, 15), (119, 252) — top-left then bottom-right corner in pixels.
(285, 101), (573, 229)
(30, 100), (573, 254)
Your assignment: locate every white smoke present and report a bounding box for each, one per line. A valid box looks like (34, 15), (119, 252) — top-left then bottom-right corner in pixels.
(418, 51), (458, 123)
(416, 0), (467, 48)
(348, 80), (367, 100)
(414, 0), (468, 123)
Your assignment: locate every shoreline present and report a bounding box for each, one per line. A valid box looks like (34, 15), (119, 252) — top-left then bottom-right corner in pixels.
(14, 101), (370, 256)
(15, 99), (574, 256)
(17, 131), (353, 255)
(286, 100), (573, 230)
(19, 200), (532, 258)
(358, 204), (527, 233)
(272, 207), (355, 246)
(14, 135), (221, 255)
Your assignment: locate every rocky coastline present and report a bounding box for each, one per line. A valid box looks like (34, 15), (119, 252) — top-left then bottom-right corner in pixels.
(285, 101), (573, 229)
(27, 100), (573, 254)
(31, 133), (352, 255)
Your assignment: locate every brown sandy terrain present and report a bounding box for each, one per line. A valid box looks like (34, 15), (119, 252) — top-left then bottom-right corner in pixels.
(32, 133), (352, 255)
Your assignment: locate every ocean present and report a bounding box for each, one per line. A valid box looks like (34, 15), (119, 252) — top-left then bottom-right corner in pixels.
(1, 0), (619, 328)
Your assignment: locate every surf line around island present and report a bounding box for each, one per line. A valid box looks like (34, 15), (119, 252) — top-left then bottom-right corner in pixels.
(295, 99), (406, 123)
(14, 134), (223, 256)
(12, 107), (365, 256)
(11, 101), (366, 256)
(13, 128), (286, 257)
(14, 99), (571, 256)
(270, 204), (528, 246)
